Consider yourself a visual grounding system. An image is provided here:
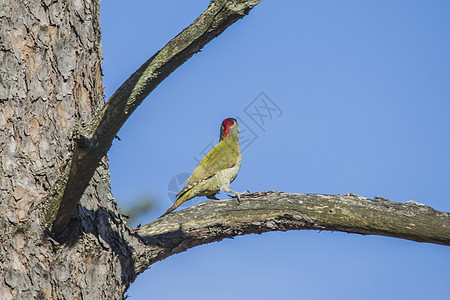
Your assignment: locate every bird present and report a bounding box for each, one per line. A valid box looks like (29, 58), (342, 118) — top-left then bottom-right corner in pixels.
(161, 118), (247, 216)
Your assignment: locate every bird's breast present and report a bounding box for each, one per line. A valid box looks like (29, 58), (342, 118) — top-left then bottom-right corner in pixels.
(215, 153), (241, 184)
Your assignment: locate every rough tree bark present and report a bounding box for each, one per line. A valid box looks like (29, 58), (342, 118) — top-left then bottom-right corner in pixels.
(0, 1), (449, 299)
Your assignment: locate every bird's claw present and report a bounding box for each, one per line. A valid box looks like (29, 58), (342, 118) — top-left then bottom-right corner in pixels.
(228, 190), (250, 203)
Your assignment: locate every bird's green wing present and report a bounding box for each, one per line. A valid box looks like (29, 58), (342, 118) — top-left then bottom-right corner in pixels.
(176, 140), (240, 198)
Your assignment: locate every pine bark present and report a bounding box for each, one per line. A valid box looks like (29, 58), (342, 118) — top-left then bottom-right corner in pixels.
(0, 1), (131, 298)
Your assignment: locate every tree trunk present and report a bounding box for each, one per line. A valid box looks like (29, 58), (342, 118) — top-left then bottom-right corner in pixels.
(0, 1), (132, 298)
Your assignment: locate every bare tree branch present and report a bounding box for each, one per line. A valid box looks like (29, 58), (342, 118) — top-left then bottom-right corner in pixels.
(132, 192), (450, 274)
(43, 0), (262, 234)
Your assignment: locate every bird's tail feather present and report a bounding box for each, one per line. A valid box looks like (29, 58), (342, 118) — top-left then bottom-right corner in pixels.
(160, 189), (193, 217)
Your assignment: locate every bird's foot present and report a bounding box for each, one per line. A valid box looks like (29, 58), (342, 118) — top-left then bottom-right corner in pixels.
(228, 190), (250, 203)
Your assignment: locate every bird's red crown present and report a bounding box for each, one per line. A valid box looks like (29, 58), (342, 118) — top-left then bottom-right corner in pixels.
(221, 118), (236, 138)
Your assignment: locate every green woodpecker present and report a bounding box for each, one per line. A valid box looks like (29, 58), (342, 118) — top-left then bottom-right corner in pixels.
(162, 118), (246, 216)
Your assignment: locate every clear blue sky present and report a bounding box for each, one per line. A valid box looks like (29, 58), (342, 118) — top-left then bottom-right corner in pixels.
(101, 1), (450, 299)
